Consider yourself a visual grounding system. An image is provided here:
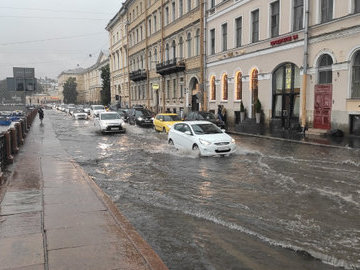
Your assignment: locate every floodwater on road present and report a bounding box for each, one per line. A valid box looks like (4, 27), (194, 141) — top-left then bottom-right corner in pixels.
(49, 110), (360, 270)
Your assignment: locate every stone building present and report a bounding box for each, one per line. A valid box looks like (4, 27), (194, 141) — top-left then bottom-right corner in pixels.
(58, 68), (85, 103)
(107, 0), (206, 114)
(206, 0), (360, 135)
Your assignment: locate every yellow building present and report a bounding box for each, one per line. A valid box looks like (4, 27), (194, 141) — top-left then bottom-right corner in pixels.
(58, 68), (85, 103)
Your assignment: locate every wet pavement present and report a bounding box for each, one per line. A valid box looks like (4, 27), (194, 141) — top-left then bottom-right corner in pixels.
(0, 114), (167, 270)
(44, 110), (360, 270)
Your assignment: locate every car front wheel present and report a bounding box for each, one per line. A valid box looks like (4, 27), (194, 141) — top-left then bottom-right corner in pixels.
(168, 139), (174, 145)
(192, 144), (199, 150)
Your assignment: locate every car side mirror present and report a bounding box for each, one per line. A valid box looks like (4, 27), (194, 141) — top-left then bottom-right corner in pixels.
(221, 129), (226, 133)
(184, 131), (192, 135)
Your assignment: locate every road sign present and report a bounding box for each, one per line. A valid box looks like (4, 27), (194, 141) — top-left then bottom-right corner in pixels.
(152, 84), (159, 90)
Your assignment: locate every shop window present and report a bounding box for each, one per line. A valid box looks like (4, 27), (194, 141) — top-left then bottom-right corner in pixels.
(210, 76), (216, 100)
(352, 50), (360, 98)
(222, 74), (228, 100)
(318, 54), (333, 84)
(235, 72), (242, 100)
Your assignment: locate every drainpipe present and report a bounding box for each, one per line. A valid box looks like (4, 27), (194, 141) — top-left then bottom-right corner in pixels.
(126, 8), (131, 108)
(200, 0), (206, 111)
(301, 0), (309, 131)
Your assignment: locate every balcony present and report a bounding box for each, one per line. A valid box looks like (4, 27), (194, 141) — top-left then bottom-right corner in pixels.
(156, 58), (186, 75)
(129, 69), (147, 82)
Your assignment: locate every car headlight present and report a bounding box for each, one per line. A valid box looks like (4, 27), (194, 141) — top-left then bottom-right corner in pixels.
(121, 122), (125, 127)
(137, 117), (143, 121)
(199, 138), (212, 146)
(151, 117), (154, 120)
(231, 138), (236, 144)
(166, 124), (172, 128)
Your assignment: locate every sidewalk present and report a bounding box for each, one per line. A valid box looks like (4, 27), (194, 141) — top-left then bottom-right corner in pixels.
(0, 115), (168, 270)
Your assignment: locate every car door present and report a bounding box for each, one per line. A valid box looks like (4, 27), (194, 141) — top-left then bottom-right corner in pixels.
(180, 124), (194, 150)
(170, 123), (184, 148)
(154, 115), (162, 131)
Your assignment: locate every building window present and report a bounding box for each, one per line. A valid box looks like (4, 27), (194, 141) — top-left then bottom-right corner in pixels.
(321, 0), (333, 23)
(154, 49), (158, 65)
(195, 29), (200, 56)
(210, 29), (215, 55)
(352, 51), (360, 98)
(293, 0), (303, 31)
(179, 37), (184, 58)
(149, 19), (152, 35)
(154, 15), (157, 32)
(188, 0), (191, 12)
(167, 80), (170, 99)
(172, 2), (176, 21)
(210, 76), (216, 100)
(222, 74), (228, 100)
(271, 1), (280, 38)
(172, 40), (176, 59)
(187, 33), (192, 58)
(165, 44), (170, 61)
(140, 26), (143, 40)
(235, 72), (242, 100)
(318, 54), (333, 84)
(252, 9), (259, 43)
(180, 84), (184, 98)
(179, 0), (183, 16)
(210, 0), (215, 8)
(148, 51), (152, 70)
(355, 0), (360, 13)
(222, 23), (227, 51)
(165, 7), (169, 25)
(235, 17), (242, 48)
(173, 79), (176, 98)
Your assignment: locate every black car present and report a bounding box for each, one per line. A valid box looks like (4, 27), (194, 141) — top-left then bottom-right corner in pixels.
(185, 111), (226, 129)
(110, 108), (129, 122)
(128, 108), (154, 127)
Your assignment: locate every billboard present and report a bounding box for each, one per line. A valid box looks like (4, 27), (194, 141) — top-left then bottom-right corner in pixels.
(13, 67), (35, 79)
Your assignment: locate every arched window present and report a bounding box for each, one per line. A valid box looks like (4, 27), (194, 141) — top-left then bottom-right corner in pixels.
(195, 29), (200, 56)
(235, 72), (242, 100)
(165, 43), (170, 61)
(318, 54), (333, 84)
(172, 40), (176, 60)
(179, 37), (184, 59)
(352, 51), (360, 98)
(187, 33), (192, 58)
(210, 76), (216, 100)
(222, 74), (228, 100)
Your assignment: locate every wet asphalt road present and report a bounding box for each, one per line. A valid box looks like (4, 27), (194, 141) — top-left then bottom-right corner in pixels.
(48, 109), (360, 270)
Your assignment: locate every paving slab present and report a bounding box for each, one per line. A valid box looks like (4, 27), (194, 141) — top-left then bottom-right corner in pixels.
(0, 212), (41, 239)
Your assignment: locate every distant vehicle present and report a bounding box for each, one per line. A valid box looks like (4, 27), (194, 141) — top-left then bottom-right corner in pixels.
(83, 106), (91, 115)
(153, 113), (183, 133)
(128, 108), (154, 127)
(94, 111), (126, 134)
(185, 111), (225, 129)
(90, 105), (106, 118)
(67, 106), (76, 115)
(73, 109), (88, 120)
(167, 121), (236, 157)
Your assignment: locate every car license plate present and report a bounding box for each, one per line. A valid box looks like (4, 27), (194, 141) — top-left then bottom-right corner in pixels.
(217, 147), (230, 151)
(111, 127), (119, 130)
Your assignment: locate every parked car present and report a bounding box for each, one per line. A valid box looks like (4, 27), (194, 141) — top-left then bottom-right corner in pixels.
(167, 121), (236, 156)
(94, 111), (126, 134)
(83, 106), (91, 115)
(68, 106), (76, 115)
(73, 109), (88, 120)
(185, 111), (225, 129)
(90, 105), (106, 118)
(128, 108), (154, 127)
(153, 113), (183, 133)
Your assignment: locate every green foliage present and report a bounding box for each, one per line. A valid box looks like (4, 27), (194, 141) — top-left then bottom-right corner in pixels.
(255, 99), (262, 113)
(100, 64), (111, 106)
(63, 77), (78, 104)
(240, 101), (245, 112)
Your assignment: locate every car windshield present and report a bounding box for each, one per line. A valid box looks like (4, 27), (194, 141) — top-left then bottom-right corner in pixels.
(198, 112), (216, 120)
(163, 115), (181, 121)
(93, 105), (105, 110)
(100, 113), (120, 120)
(191, 124), (222, 135)
(135, 110), (152, 117)
(74, 109), (85, 113)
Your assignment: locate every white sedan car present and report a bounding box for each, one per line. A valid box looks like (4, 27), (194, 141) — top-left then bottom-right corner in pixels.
(90, 105), (106, 118)
(168, 121), (236, 156)
(94, 111), (126, 134)
(73, 109), (88, 120)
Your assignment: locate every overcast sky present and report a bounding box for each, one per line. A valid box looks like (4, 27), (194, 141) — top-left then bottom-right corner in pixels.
(0, 0), (123, 80)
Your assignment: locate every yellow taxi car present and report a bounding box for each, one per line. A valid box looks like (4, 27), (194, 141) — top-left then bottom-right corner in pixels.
(153, 113), (183, 133)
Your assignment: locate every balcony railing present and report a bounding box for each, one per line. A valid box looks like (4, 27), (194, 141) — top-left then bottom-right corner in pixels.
(129, 69), (147, 82)
(156, 58), (186, 75)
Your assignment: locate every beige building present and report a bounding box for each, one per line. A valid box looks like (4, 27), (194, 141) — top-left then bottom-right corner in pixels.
(106, 8), (130, 107)
(58, 52), (109, 104)
(206, 0), (360, 135)
(108, 0), (206, 113)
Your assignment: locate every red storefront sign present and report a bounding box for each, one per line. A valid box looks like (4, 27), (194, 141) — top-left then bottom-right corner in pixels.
(313, 84), (332, 130)
(270, 34), (299, 46)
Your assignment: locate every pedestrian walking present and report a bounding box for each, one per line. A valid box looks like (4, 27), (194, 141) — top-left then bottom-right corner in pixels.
(217, 105), (223, 121)
(38, 107), (44, 124)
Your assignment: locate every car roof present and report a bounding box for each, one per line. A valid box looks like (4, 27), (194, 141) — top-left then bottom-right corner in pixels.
(157, 113), (178, 116)
(177, 121), (213, 125)
(99, 111), (118, 114)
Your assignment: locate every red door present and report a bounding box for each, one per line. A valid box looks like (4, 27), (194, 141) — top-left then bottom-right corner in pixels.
(313, 84), (332, 130)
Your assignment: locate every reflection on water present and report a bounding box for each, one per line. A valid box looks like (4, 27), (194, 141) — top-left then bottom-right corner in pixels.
(49, 110), (360, 270)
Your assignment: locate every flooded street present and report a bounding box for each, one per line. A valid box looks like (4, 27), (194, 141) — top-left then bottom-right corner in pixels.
(49, 110), (360, 270)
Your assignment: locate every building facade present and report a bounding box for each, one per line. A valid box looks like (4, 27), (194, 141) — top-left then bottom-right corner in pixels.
(106, 8), (130, 108)
(206, 0), (360, 135)
(107, 0), (206, 114)
(58, 68), (85, 103)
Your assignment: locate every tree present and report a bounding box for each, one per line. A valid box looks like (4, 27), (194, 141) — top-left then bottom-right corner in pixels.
(100, 64), (111, 106)
(63, 77), (78, 104)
